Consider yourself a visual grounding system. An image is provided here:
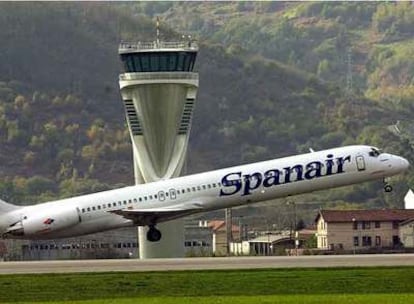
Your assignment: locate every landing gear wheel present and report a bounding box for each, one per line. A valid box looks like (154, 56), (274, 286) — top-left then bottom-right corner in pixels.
(146, 226), (162, 242)
(384, 184), (393, 193)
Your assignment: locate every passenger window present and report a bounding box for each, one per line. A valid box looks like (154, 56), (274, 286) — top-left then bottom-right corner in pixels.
(118, 201), (122, 206)
(197, 186), (201, 191)
(202, 185), (206, 190)
(128, 200), (132, 204)
(82, 208), (85, 213)
(154, 194), (158, 199)
(139, 198), (142, 202)
(212, 183), (216, 188)
(92, 207), (96, 211)
(192, 187), (196, 192)
(187, 188), (191, 192)
(208, 184), (211, 189)
(144, 196), (148, 201)
(149, 195), (153, 200)
(182, 189), (185, 193)
(133, 198), (137, 203)
(98, 206), (101, 210)
(103, 204), (106, 209)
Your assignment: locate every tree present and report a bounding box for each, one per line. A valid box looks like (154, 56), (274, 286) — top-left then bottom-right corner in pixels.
(25, 176), (56, 196)
(317, 59), (330, 79)
(296, 219), (306, 231)
(23, 151), (36, 168)
(304, 235), (317, 249)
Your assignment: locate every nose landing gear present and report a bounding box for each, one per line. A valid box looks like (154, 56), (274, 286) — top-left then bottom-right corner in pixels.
(383, 179), (393, 193)
(146, 225), (162, 242)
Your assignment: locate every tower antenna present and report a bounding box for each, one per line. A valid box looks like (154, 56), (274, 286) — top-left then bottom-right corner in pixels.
(156, 16), (160, 47)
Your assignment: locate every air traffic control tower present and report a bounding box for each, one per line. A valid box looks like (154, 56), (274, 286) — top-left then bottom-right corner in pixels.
(118, 39), (198, 258)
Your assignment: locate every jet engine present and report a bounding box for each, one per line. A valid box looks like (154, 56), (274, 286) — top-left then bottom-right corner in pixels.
(5, 207), (81, 238)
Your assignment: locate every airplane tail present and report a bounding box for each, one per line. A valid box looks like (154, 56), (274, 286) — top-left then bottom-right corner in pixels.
(0, 198), (19, 214)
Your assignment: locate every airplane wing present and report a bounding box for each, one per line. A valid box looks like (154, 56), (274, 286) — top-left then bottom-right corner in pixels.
(109, 201), (205, 226)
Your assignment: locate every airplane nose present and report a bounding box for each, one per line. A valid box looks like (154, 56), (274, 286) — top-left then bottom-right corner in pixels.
(399, 156), (410, 171)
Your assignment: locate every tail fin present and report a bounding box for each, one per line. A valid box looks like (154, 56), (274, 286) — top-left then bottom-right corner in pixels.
(0, 199), (19, 213)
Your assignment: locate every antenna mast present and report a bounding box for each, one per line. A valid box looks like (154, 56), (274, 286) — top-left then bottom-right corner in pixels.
(156, 16), (160, 47)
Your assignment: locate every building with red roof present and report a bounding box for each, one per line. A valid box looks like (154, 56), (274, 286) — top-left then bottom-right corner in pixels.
(315, 209), (414, 251)
(208, 220), (240, 256)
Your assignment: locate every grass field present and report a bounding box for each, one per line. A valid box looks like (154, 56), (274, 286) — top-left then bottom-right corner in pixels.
(0, 267), (413, 303)
(2, 295), (414, 304)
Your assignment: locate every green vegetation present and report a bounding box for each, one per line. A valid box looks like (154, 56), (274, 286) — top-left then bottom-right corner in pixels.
(0, 267), (413, 303)
(0, 2), (413, 225)
(2, 294), (414, 304)
(0, 81), (131, 204)
(162, 2), (412, 93)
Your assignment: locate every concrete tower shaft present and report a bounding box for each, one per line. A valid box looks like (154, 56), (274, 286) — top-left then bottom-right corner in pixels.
(119, 72), (198, 182)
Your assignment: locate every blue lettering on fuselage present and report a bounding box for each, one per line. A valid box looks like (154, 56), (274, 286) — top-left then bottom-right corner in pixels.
(219, 154), (351, 197)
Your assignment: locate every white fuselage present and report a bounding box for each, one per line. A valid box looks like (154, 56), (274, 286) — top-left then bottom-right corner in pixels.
(0, 145), (409, 239)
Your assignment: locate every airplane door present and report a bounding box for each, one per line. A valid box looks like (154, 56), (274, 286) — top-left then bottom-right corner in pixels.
(169, 189), (177, 200)
(356, 155), (366, 171)
(158, 191), (166, 202)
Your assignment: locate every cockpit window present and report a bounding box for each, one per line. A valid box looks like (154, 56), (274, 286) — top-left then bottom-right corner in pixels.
(369, 147), (381, 157)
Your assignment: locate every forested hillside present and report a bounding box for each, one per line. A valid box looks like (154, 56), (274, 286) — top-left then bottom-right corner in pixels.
(159, 2), (414, 105)
(0, 2), (412, 221)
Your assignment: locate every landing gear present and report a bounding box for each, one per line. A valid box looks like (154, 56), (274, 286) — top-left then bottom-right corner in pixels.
(146, 225), (162, 242)
(383, 179), (393, 193)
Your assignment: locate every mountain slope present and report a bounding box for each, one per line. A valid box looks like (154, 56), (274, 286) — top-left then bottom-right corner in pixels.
(0, 2), (411, 210)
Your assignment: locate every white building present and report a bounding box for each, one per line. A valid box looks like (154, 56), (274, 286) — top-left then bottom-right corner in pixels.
(405, 189), (414, 209)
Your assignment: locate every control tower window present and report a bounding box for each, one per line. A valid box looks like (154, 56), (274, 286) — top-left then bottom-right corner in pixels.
(168, 54), (177, 71)
(125, 56), (135, 72)
(184, 54), (192, 71)
(177, 53), (185, 71)
(133, 56), (141, 72)
(189, 53), (196, 71)
(120, 51), (197, 73)
(160, 54), (168, 71)
(141, 54), (150, 71)
(150, 53), (158, 71)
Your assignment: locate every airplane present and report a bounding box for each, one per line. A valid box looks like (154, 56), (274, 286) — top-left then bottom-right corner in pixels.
(0, 145), (409, 242)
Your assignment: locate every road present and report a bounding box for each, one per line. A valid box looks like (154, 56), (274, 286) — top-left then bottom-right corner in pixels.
(1, 254), (413, 274)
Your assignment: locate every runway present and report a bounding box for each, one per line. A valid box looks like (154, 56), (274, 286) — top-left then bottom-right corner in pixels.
(1, 254), (414, 274)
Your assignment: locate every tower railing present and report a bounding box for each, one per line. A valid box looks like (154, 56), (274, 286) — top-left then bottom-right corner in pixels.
(119, 41), (198, 52)
(119, 72), (198, 81)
